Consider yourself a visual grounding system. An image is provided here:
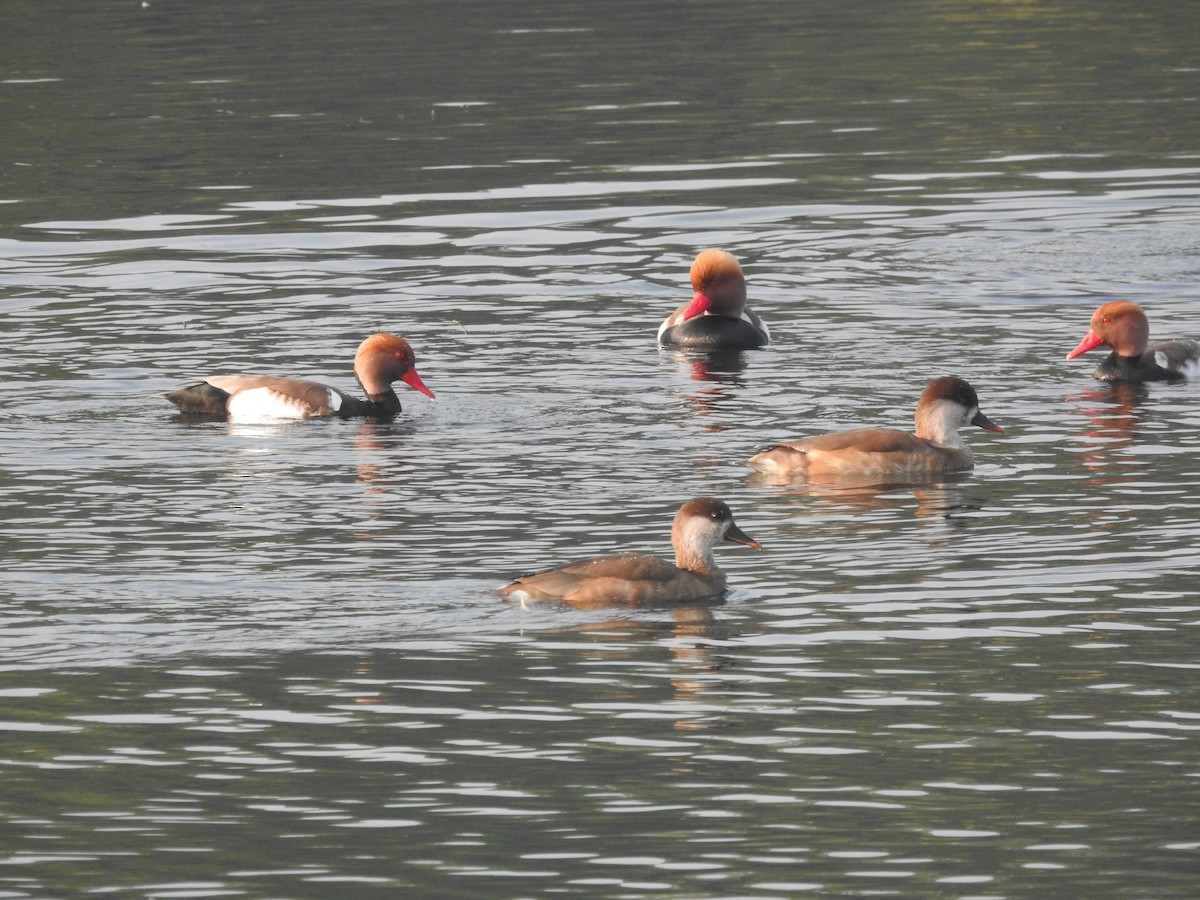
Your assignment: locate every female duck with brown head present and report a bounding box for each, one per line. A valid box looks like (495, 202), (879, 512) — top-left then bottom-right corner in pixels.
(166, 333), (434, 421)
(1066, 300), (1200, 382)
(658, 250), (770, 350)
(498, 498), (762, 607)
(748, 376), (1004, 482)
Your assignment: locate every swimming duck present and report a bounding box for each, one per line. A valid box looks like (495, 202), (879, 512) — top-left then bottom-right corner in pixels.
(747, 375), (1003, 482)
(1066, 300), (1200, 382)
(166, 333), (434, 420)
(657, 249), (770, 350)
(499, 497), (761, 606)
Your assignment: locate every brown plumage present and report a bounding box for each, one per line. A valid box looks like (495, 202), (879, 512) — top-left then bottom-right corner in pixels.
(748, 376), (1003, 483)
(498, 498), (762, 607)
(658, 249), (770, 350)
(165, 333), (434, 420)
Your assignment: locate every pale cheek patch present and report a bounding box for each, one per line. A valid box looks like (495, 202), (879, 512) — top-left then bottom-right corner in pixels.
(227, 388), (332, 422)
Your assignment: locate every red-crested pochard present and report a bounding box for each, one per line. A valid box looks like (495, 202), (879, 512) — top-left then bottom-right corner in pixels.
(748, 376), (1003, 481)
(1066, 300), (1200, 382)
(166, 333), (434, 420)
(657, 249), (770, 350)
(498, 497), (762, 607)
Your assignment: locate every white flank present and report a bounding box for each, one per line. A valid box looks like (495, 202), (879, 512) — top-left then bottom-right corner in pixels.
(656, 316), (672, 343)
(743, 310), (770, 340)
(747, 453), (781, 472)
(226, 387), (336, 422)
(1154, 348), (1200, 377)
(503, 588), (535, 609)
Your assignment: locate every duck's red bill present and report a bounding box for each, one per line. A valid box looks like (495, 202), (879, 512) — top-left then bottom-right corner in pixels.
(681, 292), (713, 322)
(402, 368), (436, 399)
(1066, 328), (1104, 360)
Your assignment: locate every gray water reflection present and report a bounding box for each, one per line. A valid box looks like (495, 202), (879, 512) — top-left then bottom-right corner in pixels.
(1, 641), (1196, 896)
(3, 0), (1200, 896)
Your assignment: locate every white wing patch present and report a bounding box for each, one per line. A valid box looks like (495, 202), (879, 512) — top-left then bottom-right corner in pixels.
(743, 310), (770, 341)
(656, 317), (671, 343)
(1151, 349), (1200, 377)
(227, 387), (338, 422)
(657, 310), (688, 343)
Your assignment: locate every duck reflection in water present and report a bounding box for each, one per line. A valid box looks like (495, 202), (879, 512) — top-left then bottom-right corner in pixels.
(526, 608), (739, 730)
(750, 467), (983, 520)
(348, 419), (424, 548)
(352, 419), (420, 490)
(666, 348), (750, 431)
(1068, 381), (1150, 480)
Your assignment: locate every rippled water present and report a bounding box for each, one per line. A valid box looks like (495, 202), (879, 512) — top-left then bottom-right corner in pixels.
(2, 1), (1199, 896)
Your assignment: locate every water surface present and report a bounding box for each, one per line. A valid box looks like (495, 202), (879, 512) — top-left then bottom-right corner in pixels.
(2, 1), (1199, 896)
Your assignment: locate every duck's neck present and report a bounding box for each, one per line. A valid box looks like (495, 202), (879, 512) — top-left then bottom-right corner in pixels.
(914, 400), (966, 449)
(713, 284), (747, 318)
(673, 520), (717, 575)
(341, 389), (401, 418)
(367, 389), (402, 415)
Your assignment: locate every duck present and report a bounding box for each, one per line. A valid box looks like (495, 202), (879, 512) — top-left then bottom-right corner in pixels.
(657, 249), (770, 350)
(498, 497), (762, 607)
(165, 333), (434, 420)
(1066, 300), (1200, 382)
(747, 375), (1003, 482)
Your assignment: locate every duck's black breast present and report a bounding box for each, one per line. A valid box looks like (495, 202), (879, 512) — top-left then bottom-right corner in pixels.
(1095, 351), (1180, 382)
(335, 389), (402, 419)
(660, 315), (768, 351)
